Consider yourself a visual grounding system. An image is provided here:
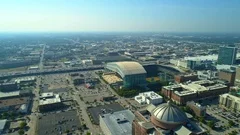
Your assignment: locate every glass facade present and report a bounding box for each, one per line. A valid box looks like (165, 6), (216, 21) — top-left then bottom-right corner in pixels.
(123, 74), (146, 88)
(218, 46), (237, 65)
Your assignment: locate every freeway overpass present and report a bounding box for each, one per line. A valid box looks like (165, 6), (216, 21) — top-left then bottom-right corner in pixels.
(0, 66), (104, 80)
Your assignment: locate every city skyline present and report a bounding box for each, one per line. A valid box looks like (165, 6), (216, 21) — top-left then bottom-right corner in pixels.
(0, 0), (240, 33)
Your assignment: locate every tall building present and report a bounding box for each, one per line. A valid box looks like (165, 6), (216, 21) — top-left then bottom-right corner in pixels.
(217, 46), (237, 65)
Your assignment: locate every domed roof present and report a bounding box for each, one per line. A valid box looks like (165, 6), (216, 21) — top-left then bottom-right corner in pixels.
(151, 101), (188, 124)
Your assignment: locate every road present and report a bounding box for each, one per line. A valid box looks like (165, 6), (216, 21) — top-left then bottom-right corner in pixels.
(39, 44), (46, 71)
(27, 77), (41, 135)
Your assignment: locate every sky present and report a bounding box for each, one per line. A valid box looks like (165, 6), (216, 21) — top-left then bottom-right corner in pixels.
(0, 0), (240, 33)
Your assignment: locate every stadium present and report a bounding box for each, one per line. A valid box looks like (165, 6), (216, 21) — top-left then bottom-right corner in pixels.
(105, 61), (147, 88)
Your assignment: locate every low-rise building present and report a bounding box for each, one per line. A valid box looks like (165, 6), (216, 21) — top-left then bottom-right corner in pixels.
(15, 76), (36, 84)
(162, 80), (228, 105)
(135, 91), (163, 105)
(175, 74), (198, 83)
(218, 69), (236, 86)
(186, 101), (206, 117)
(99, 110), (135, 135)
(197, 70), (218, 80)
(0, 82), (18, 92)
(219, 93), (240, 111)
(0, 97), (30, 113)
(39, 92), (62, 112)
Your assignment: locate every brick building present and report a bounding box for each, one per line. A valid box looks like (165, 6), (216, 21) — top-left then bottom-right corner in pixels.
(218, 69), (236, 86)
(161, 80), (228, 105)
(175, 74), (198, 83)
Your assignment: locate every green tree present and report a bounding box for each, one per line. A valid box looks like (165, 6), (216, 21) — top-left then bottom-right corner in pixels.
(18, 129), (24, 135)
(198, 116), (205, 123)
(207, 120), (214, 129)
(228, 120), (234, 127)
(86, 132), (91, 135)
(19, 121), (27, 129)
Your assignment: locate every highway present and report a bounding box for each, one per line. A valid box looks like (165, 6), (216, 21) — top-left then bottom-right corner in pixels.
(0, 66), (104, 79)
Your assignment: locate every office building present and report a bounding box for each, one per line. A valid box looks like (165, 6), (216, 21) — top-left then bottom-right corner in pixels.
(99, 110), (134, 135)
(218, 46), (237, 65)
(219, 93), (240, 111)
(105, 61), (147, 88)
(218, 69), (236, 86)
(135, 91), (163, 105)
(235, 66), (240, 84)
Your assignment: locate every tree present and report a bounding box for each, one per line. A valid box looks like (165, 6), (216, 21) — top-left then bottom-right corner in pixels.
(86, 132), (91, 135)
(228, 120), (234, 127)
(198, 116), (205, 123)
(207, 120), (214, 129)
(18, 129), (24, 135)
(19, 121), (27, 129)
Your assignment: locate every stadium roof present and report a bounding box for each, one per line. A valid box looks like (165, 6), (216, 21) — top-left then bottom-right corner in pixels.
(106, 61), (146, 78)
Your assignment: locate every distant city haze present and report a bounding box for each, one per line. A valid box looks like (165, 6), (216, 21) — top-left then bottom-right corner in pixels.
(1, 0), (240, 33)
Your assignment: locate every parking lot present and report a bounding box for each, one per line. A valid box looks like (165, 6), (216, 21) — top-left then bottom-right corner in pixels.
(87, 103), (124, 124)
(37, 110), (81, 135)
(206, 104), (240, 134)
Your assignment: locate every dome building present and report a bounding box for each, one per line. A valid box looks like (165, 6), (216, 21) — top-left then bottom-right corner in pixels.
(150, 101), (188, 130)
(132, 101), (206, 135)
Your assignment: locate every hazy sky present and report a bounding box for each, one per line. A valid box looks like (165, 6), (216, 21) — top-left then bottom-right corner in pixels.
(1, 0), (240, 33)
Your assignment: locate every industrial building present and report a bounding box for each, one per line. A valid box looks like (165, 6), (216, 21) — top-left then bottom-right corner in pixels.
(162, 80), (229, 105)
(39, 92), (62, 112)
(135, 91), (163, 105)
(217, 46), (237, 65)
(105, 61), (147, 88)
(219, 93), (240, 111)
(99, 110), (135, 135)
(132, 101), (206, 135)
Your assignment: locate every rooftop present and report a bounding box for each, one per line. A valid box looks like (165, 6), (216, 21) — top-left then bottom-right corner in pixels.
(106, 61), (146, 77)
(0, 91), (20, 99)
(139, 91), (163, 100)
(39, 92), (54, 99)
(39, 93), (61, 105)
(0, 119), (7, 130)
(100, 110), (135, 135)
(0, 97), (30, 108)
(220, 93), (240, 103)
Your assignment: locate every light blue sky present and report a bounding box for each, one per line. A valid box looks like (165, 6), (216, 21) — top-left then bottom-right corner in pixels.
(0, 0), (240, 33)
